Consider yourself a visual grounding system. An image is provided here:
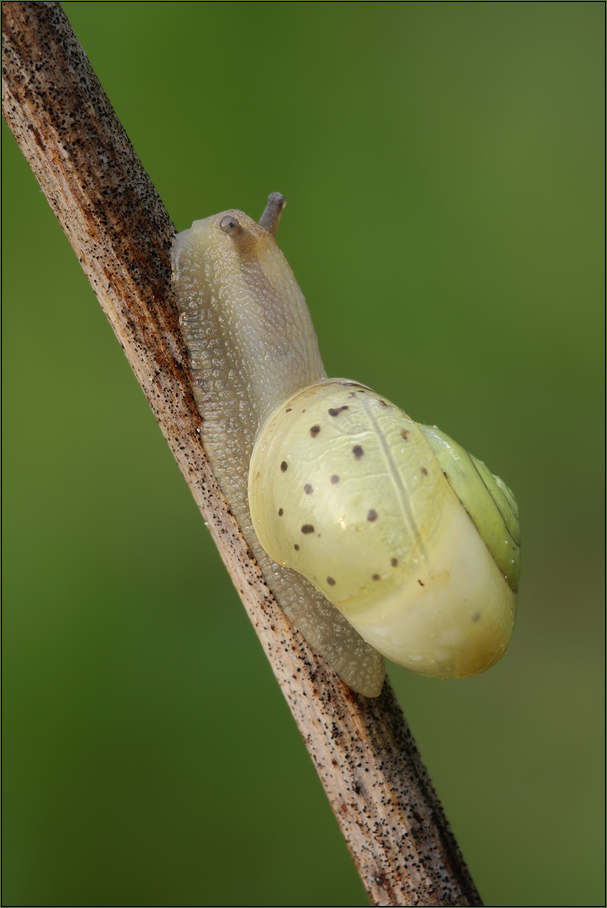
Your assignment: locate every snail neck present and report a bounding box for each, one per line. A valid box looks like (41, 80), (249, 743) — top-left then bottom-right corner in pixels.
(235, 231), (327, 425)
(208, 209), (327, 426)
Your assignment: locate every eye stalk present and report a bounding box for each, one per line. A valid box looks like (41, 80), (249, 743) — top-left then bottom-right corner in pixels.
(258, 191), (286, 237)
(219, 215), (243, 236)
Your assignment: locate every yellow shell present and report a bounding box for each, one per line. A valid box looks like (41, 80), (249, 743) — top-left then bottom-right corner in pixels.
(249, 380), (517, 678)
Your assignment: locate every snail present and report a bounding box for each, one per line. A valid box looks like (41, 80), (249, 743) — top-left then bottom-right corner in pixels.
(171, 192), (519, 697)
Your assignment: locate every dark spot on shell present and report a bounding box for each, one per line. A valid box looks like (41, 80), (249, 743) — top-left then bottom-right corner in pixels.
(367, 509), (378, 521)
(442, 469), (448, 479)
(391, 558), (398, 567)
(421, 466), (428, 475)
(286, 407), (292, 413)
(352, 445), (364, 459)
(278, 508), (283, 516)
(379, 399), (387, 406)
(472, 612), (480, 622)
(304, 484), (313, 494)
(401, 429), (409, 440)
(294, 544), (300, 551)
(301, 524), (315, 534)
(372, 574), (380, 581)
(328, 405), (349, 417)
(331, 475), (340, 484)
(327, 576), (336, 586)
(310, 425), (321, 437)
(280, 461), (288, 472)
(418, 579), (425, 586)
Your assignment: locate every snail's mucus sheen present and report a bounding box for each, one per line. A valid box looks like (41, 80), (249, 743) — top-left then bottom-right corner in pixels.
(172, 195), (519, 693)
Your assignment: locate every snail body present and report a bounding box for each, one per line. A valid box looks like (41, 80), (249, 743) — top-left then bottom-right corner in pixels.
(172, 193), (519, 695)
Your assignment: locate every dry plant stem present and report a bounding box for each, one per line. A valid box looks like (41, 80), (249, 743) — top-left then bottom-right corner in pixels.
(2, 4), (483, 906)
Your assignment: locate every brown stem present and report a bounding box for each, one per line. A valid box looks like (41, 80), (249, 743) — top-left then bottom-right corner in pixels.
(2, 3), (482, 905)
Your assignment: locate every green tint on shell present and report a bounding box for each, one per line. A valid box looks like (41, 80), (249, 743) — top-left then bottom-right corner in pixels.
(419, 425), (520, 591)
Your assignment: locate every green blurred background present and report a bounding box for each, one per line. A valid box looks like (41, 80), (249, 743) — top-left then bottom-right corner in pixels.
(3, 3), (604, 906)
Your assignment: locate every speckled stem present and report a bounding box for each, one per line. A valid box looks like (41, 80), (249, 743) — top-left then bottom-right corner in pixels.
(2, 4), (483, 905)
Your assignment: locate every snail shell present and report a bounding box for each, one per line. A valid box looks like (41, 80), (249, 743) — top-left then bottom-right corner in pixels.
(172, 193), (519, 695)
(249, 380), (518, 678)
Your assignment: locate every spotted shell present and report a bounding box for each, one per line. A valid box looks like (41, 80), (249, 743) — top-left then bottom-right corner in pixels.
(249, 379), (519, 678)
